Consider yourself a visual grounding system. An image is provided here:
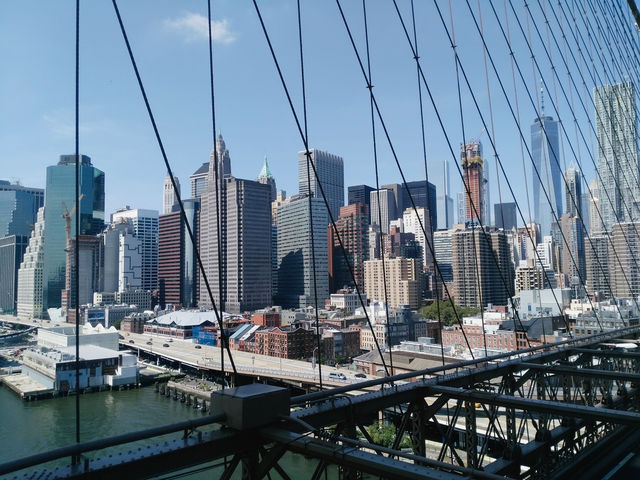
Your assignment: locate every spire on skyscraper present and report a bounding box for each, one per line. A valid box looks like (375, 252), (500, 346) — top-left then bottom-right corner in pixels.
(258, 156), (273, 180)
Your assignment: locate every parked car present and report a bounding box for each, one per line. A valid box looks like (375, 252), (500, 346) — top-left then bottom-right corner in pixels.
(195, 345), (202, 349)
(128, 340), (135, 344)
(163, 343), (169, 347)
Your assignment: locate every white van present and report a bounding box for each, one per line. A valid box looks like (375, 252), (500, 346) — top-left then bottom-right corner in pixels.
(329, 372), (347, 381)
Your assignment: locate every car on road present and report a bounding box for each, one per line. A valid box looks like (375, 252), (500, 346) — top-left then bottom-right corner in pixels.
(195, 345), (202, 349)
(128, 340), (135, 344)
(329, 372), (347, 381)
(354, 373), (366, 378)
(163, 343), (169, 347)
(146, 341), (152, 345)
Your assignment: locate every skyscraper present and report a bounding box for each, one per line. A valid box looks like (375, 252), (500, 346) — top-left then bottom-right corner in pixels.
(589, 179), (604, 234)
(162, 175), (180, 215)
(370, 189), (396, 234)
(111, 208), (159, 292)
(328, 203), (369, 292)
(0, 180), (44, 237)
(494, 202), (517, 231)
(402, 206), (433, 270)
(437, 160), (454, 231)
(564, 167), (582, 218)
(43, 154), (104, 311)
(298, 149), (344, 221)
(461, 141), (485, 224)
(257, 156), (277, 204)
(17, 207), (45, 318)
(276, 195), (329, 308)
(199, 134), (272, 313)
(0, 235), (28, 313)
(531, 113), (562, 237)
(189, 163), (209, 200)
(452, 227), (514, 307)
(594, 82), (640, 231)
(457, 192), (466, 224)
(158, 211), (183, 308)
(348, 184), (374, 210)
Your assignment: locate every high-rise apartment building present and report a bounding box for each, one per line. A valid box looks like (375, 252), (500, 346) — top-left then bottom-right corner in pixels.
(433, 229), (454, 284)
(457, 192), (466, 224)
(62, 235), (101, 323)
(111, 208), (158, 292)
(585, 233), (610, 299)
(257, 156), (277, 204)
(609, 222), (640, 299)
(328, 203), (369, 292)
(437, 160), (454, 230)
(43, 155), (104, 311)
(364, 257), (421, 309)
(531, 114), (562, 236)
(594, 82), (640, 231)
(494, 202), (517, 231)
(159, 211), (182, 308)
(17, 207), (45, 318)
(99, 220), (141, 293)
(199, 134), (272, 313)
(370, 189), (396, 234)
(557, 214), (586, 286)
(298, 149), (344, 221)
(461, 141), (485, 224)
(162, 175), (180, 215)
(276, 195), (329, 308)
(0, 180), (44, 237)
(452, 227), (514, 307)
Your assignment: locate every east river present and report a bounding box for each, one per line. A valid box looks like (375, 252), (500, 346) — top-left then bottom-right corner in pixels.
(0, 384), (336, 478)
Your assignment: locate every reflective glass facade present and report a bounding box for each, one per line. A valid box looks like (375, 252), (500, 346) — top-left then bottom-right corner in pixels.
(531, 116), (562, 237)
(43, 155), (105, 310)
(0, 181), (44, 237)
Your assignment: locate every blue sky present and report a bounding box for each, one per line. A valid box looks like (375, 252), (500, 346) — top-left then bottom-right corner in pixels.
(1, 0), (631, 224)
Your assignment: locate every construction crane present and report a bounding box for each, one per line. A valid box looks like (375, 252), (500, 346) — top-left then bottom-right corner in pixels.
(61, 194), (85, 253)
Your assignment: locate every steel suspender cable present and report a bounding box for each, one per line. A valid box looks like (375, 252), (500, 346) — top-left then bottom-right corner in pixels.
(207, 0), (227, 387)
(410, 0), (446, 367)
(251, 0), (392, 377)
(296, 0), (323, 389)
(111, 0), (237, 374)
(337, 0), (477, 355)
(362, 0), (395, 374)
(74, 0), (81, 453)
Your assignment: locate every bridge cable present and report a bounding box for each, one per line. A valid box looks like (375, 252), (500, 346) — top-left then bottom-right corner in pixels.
(296, 0), (323, 388)
(337, 0), (476, 356)
(74, 0), (81, 449)
(522, 0), (640, 319)
(410, 0), (446, 366)
(111, 0), (237, 374)
(362, 0), (395, 374)
(206, 0), (227, 387)
(251, 0), (392, 377)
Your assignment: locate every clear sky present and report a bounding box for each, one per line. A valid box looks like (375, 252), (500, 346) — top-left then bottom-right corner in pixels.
(1, 0), (633, 224)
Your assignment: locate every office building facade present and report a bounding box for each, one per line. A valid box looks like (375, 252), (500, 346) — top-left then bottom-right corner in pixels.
(0, 180), (44, 238)
(531, 115), (563, 236)
(111, 208), (158, 293)
(276, 195), (329, 309)
(17, 207), (46, 318)
(370, 189), (396, 234)
(43, 155), (105, 311)
(162, 175), (180, 215)
(0, 235), (28, 313)
(494, 202), (517, 231)
(298, 149), (344, 221)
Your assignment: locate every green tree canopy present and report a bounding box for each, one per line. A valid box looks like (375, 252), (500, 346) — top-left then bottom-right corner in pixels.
(418, 299), (480, 326)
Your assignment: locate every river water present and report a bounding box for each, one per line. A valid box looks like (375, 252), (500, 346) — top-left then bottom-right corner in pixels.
(0, 384), (336, 478)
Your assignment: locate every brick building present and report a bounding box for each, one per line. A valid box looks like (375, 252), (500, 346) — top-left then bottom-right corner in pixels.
(254, 326), (316, 359)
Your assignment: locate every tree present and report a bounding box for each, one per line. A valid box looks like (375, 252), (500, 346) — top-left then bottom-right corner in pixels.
(365, 423), (411, 449)
(418, 299), (480, 326)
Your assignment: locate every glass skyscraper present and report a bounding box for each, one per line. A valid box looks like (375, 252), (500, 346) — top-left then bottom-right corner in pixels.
(298, 149), (344, 221)
(594, 82), (640, 232)
(43, 155), (104, 311)
(0, 180), (44, 237)
(531, 115), (563, 237)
